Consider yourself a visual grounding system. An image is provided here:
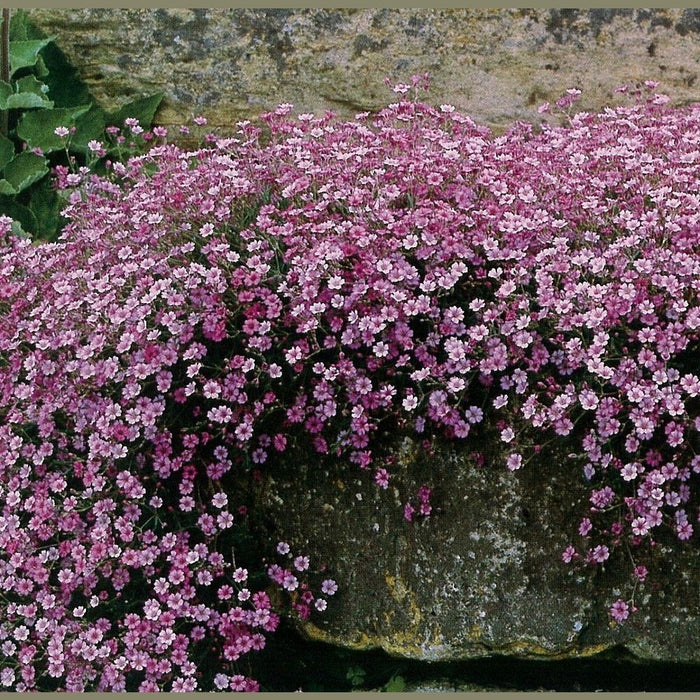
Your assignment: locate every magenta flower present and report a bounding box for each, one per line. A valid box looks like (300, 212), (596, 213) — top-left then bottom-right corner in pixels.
(609, 599), (630, 622)
(293, 555), (310, 572)
(321, 579), (338, 596)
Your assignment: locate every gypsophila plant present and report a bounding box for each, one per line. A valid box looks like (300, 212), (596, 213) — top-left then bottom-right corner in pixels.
(1, 74), (699, 689)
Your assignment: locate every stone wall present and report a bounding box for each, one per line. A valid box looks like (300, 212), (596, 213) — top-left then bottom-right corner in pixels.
(257, 434), (700, 664)
(25, 8), (700, 132)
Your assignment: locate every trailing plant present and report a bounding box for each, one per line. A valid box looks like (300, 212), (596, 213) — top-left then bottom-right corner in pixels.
(0, 9), (162, 239)
(0, 76), (699, 690)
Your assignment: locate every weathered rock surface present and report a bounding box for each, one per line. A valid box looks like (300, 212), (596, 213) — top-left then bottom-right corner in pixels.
(257, 433), (700, 664)
(24, 8), (700, 132)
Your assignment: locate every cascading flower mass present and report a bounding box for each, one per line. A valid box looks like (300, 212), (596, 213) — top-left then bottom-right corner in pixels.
(0, 78), (698, 689)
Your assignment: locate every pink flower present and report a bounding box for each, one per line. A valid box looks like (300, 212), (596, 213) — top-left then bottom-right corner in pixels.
(212, 492), (228, 508)
(589, 545), (609, 564)
(676, 521), (694, 540)
(5, 81), (700, 690)
(631, 517), (649, 536)
(609, 599), (630, 622)
(293, 555), (309, 572)
(321, 579), (338, 595)
(374, 468), (391, 488)
(87, 139), (104, 154)
(506, 453), (523, 471)
(561, 546), (578, 563)
(633, 565), (648, 581)
(282, 573), (299, 591)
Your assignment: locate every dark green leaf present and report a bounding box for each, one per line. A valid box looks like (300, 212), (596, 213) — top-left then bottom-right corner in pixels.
(29, 177), (65, 240)
(34, 54), (49, 80)
(15, 74), (50, 97)
(141, 160), (160, 178)
(346, 666), (367, 687)
(0, 135), (15, 169)
(109, 92), (164, 129)
(9, 38), (55, 75)
(17, 105), (91, 152)
(383, 676), (406, 692)
(0, 196), (38, 234)
(70, 104), (106, 154)
(35, 41), (94, 109)
(1, 151), (48, 193)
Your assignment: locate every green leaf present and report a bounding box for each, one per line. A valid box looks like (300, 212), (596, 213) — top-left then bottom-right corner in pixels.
(9, 38), (55, 75)
(70, 104), (106, 154)
(17, 105), (91, 153)
(1, 151), (48, 193)
(5, 92), (53, 110)
(0, 81), (12, 108)
(109, 92), (164, 129)
(10, 219), (30, 238)
(0, 134), (15, 169)
(16, 74), (50, 97)
(383, 675), (406, 692)
(0, 196), (38, 234)
(0, 180), (16, 195)
(9, 10), (33, 41)
(29, 177), (65, 240)
(0, 77), (52, 109)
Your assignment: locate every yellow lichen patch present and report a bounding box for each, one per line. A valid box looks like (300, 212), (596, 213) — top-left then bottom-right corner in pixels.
(298, 618), (614, 662)
(297, 622), (383, 652)
(298, 621), (435, 659)
(469, 623), (484, 640)
(299, 620), (449, 660)
(384, 573), (421, 626)
(485, 638), (614, 660)
(383, 574), (421, 635)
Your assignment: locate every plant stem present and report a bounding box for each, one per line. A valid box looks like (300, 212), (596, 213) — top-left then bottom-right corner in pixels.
(1, 8), (9, 138)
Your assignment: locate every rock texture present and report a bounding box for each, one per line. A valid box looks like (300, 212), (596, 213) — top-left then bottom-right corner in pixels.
(24, 8), (700, 132)
(257, 432), (700, 664)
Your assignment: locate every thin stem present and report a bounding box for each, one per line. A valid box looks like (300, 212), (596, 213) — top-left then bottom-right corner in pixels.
(1, 8), (9, 138)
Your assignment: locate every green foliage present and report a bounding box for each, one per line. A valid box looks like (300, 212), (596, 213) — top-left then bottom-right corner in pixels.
(382, 674), (406, 692)
(110, 92), (163, 131)
(9, 38), (54, 75)
(17, 104), (91, 152)
(0, 151), (47, 194)
(0, 9), (164, 240)
(346, 665), (367, 687)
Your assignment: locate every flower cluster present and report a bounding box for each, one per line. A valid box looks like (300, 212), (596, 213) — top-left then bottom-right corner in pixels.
(0, 184), (333, 691)
(403, 485), (433, 522)
(1, 79), (699, 689)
